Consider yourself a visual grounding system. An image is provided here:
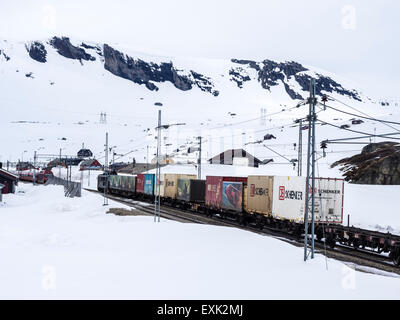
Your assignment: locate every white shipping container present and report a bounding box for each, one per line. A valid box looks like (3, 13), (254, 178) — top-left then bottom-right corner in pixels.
(312, 178), (344, 224)
(272, 176), (344, 224)
(272, 176), (306, 223)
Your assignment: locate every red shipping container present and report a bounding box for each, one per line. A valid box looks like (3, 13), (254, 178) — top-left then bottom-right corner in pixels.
(206, 176), (247, 209)
(136, 174), (145, 194)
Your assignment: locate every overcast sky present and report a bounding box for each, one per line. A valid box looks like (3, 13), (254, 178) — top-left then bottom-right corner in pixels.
(0, 0), (398, 97)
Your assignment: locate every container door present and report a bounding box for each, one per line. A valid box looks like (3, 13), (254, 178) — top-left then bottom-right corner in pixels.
(221, 181), (243, 212)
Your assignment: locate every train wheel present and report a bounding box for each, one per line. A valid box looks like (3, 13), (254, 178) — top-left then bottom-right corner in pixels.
(352, 239), (359, 250)
(391, 247), (400, 266)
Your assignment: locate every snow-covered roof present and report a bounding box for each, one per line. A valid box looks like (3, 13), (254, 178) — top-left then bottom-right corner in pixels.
(0, 168), (19, 180)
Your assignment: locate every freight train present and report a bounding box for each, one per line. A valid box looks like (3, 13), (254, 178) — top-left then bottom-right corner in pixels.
(98, 172), (400, 266)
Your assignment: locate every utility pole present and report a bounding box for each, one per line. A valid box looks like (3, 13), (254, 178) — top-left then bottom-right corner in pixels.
(298, 119), (303, 176)
(197, 136), (202, 179)
(155, 110), (162, 222)
(146, 145), (149, 172)
(59, 148), (62, 178)
(103, 132), (109, 206)
(304, 78), (317, 261)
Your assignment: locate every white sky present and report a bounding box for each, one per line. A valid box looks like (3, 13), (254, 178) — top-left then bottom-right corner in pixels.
(0, 0), (398, 97)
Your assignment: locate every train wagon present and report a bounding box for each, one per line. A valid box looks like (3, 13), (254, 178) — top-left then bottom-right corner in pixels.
(163, 174), (197, 200)
(205, 176), (247, 210)
(177, 179), (206, 203)
(246, 175), (344, 224)
(155, 173), (165, 197)
(136, 174), (145, 194)
(18, 169), (53, 184)
(144, 174), (155, 196)
(136, 174), (155, 196)
(108, 174), (136, 197)
(247, 175), (274, 215)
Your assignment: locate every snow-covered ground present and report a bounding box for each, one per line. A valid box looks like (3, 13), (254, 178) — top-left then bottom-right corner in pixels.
(0, 183), (399, 299)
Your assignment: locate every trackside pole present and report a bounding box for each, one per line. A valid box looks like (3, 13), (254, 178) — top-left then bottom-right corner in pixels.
(155, 110), (161, 222)
(304, 78), (317, 261)
(103, 132), (109, 206)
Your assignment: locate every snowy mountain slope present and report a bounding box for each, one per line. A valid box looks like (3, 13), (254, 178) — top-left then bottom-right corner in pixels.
(0, 36), (399, 175)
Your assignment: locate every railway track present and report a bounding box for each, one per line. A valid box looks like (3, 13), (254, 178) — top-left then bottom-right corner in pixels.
(86, 188), (400, 276)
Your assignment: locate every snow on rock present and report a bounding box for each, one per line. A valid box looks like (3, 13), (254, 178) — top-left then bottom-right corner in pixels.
(0, 183), (399, 299)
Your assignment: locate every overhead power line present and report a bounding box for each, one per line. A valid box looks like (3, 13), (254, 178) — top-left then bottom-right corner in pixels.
(323, 95), (400, 133)
(317, 119), (400, 141)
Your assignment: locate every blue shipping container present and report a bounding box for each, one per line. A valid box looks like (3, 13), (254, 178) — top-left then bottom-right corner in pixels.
(144, 174), (155, 195)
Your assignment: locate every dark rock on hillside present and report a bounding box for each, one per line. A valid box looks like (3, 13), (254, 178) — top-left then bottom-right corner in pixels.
(331, 142), (400, 185)
(103, 44), (218, 95)
(190, 71), (219, 96)
(229, 67), (251, 88)
(50, 37), (95, 62)
(26, 41), (47, 63)
(103, 43), (191, 91)
(80, 43), (103, 56)
(231, 58), (361, 101)
(0, 49), (10, 61)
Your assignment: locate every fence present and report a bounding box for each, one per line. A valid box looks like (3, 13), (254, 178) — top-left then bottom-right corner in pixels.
(46, 176), (82, 198)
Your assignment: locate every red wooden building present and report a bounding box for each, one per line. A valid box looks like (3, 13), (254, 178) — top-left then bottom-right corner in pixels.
(0, 167), (18, 194)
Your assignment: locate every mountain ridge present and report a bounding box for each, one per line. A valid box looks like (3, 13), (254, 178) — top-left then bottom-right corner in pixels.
(1, 36), (372, 103)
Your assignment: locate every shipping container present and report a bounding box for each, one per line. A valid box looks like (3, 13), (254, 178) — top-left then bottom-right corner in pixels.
(136, 174), (145, 194)
(109, 174), (136, 192)
(155, 173), (165, 197)
(271, 176), (306, 222)
(271, 176), (343, 224)
(205, 176), (247, 210)
(164, 174), (197, 199)
(311, 178), (344, 224)
(177, 179), (206, 203)
(221, 181), (243, 212)
(247, 175), (274, 215)
(144, 174), (155, 196)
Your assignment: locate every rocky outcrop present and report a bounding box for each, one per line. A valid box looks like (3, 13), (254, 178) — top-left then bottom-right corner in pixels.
(331, 142), (400, 185)
(230, 59), (361, 101)
(190, 71), (219, 96)
(26, 41), (47, 63)
(229, 67), (251, 88)
(103, 44), (218, 95)
(0, 49), (10, 61)
(50, 37), (95, 62)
